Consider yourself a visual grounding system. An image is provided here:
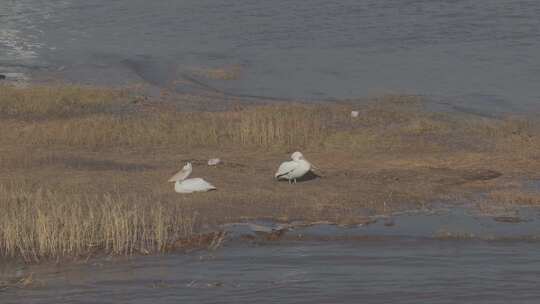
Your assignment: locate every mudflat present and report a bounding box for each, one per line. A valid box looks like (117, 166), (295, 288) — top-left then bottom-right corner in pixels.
(1, 84), (539, 261)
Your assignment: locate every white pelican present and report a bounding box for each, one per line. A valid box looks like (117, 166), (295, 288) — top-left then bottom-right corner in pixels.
(168, 162), (216, 193)
(275, 151), (311, 184)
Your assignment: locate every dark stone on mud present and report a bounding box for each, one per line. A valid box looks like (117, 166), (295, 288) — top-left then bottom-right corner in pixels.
(463, 169), (502, 181)
(0, 74), (6, 80)
(264, 229), (287, 241)
(493, 216), (523, 223)
(383, 217), (395, 227)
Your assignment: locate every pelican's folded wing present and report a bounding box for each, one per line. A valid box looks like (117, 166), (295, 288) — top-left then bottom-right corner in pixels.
(275, 161), (298, 178)
(175, 178), (216, 193)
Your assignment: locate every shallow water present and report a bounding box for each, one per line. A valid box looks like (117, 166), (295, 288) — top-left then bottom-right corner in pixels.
(4, 241), (540, 304)
(3, 208), (540, 303)
(1, 0), (540, 113)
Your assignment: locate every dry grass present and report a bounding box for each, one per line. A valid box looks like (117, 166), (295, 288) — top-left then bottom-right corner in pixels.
(0, 85), (129, 119)
(1, 103), (334, 149)
(1, 84), (540, 261)
(0, 184), (197, 262)
(2, 84), (538, 154)
(484, 184), (540, 207)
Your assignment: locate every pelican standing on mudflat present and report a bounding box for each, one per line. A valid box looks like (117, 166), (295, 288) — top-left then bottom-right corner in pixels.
(275, 151), (312, 184)
(168, 162), (216, 193)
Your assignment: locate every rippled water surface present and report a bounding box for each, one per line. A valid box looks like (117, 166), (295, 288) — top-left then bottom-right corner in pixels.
(4, 240), (540, 304)
(1, 0), (540, 112)
(3, 208), (540, 303)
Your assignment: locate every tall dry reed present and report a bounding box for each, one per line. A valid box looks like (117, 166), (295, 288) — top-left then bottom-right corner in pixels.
(0, 184), (197, 262)
(0, 105), (342, 150)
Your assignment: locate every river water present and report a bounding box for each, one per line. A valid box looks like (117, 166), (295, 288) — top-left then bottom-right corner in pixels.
(3, 208), (540, 303)
(1, 0), (540, 113)
(3, 240), (540, 304)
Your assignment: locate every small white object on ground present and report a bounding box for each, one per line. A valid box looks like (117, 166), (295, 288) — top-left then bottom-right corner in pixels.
(208, 158), (221, 166)
(275, 151), (312, 184)
(351, 110), (359, 118)
(168, 162), (216, 193)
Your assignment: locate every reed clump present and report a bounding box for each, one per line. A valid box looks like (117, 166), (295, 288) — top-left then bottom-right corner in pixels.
(0, 184), (197, 262)
(0, 104), (339, 150)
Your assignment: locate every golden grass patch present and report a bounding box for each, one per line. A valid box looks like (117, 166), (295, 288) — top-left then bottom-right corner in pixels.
(0, 184), (197, 262)
(0, 84), (128, 119)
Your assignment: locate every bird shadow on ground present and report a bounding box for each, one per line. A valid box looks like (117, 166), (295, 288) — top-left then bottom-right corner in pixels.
(299, 170), (321, 182)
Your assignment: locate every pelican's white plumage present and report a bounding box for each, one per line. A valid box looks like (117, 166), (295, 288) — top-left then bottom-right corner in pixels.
(174, 178), (216, 193)
(168, 162), (216, 193)
(275, 151), (311, 184)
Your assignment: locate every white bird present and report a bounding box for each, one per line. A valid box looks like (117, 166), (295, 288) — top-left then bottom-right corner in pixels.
(174, 178), (216, 193)
(275, 151), (311, 184)
(168, 162), (216, 193)
(207, 158), (221, 166)
(351, 110), (359, 118)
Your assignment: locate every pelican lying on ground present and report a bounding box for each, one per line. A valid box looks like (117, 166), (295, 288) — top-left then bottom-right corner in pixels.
(275, 151), (311, 184)
(168, 162), (216, 193)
